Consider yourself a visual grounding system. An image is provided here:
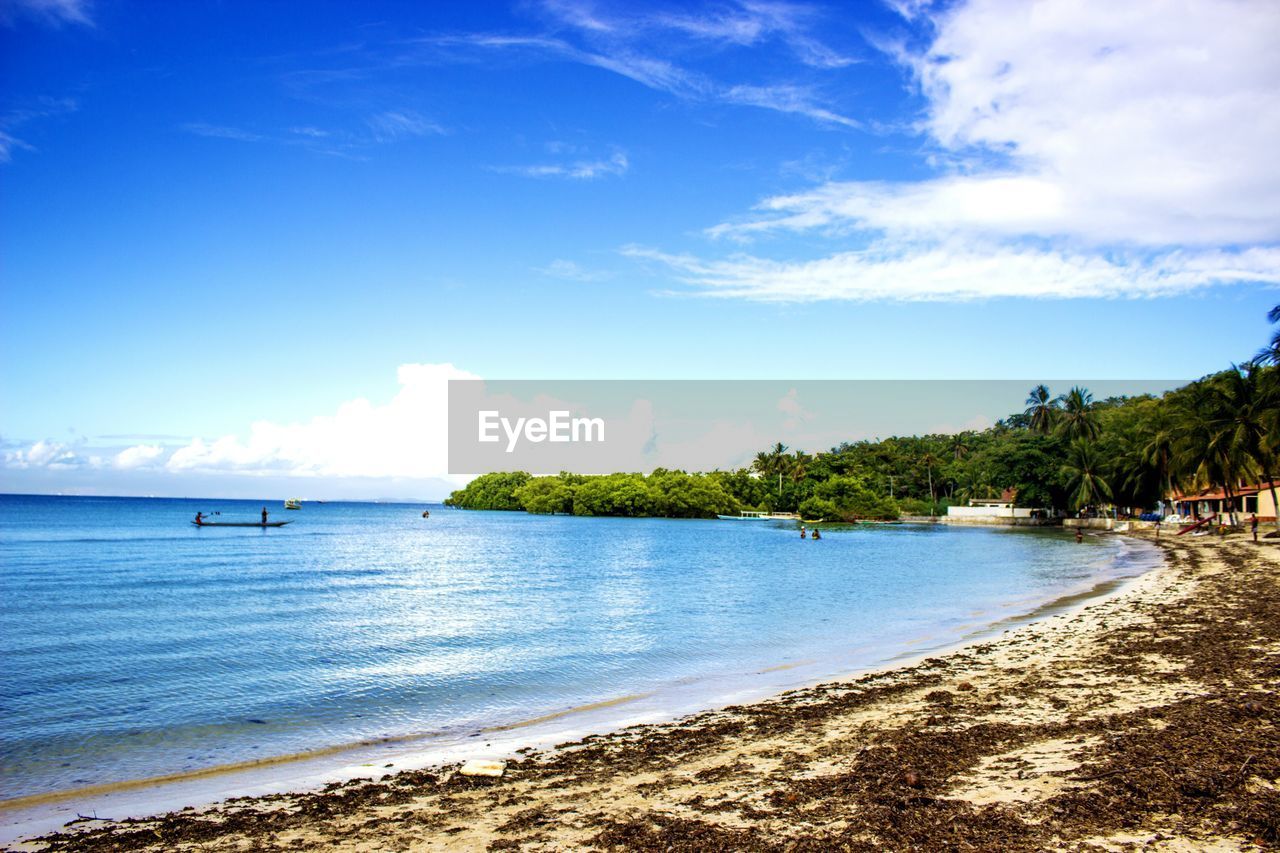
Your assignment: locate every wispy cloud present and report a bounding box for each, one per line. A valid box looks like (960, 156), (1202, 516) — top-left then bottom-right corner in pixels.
(0, 96), (78, 164)
(181, 122), (266, 143)
(365, 110), (446, 142)
(653, 1), (859, 68)
(494, 149), (628, 180)
(722, 84), (860, 128)
(624, 243), (1280, 303)
(1, 0), (92, 28)
(537, 259), (612, 281)
(420, 0), (861, 128)
(181, 110), (445, 155)
(0, 130), (35, 163)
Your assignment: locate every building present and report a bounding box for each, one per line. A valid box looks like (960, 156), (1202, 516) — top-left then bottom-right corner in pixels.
(1169, 480), (1278, 522)
(945, 488), (1053, 525)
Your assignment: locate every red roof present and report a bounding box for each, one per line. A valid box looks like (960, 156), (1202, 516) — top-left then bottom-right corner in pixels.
(1171, 480), (1279, 502)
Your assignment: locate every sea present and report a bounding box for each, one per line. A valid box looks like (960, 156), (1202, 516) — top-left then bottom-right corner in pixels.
(0, 493), (1160, 806)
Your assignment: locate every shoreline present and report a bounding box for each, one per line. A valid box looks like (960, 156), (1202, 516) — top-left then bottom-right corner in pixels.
(0, 531), (1156, 846)
(13, 532), (1275, 849)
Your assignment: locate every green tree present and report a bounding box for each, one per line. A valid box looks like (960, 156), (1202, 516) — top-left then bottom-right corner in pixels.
(1024, 384), (1058, 435)
(1213, 363), (1277, 532)
(513, 476), (575, 514)
(1062, 440), (1112, 511)
(1056, 386), (1100, 443)
(444, 471), (532, 510)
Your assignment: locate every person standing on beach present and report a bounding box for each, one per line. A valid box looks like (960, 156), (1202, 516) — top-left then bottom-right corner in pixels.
(1252, 514), (1260, 543)
(261, 506), (268, 525)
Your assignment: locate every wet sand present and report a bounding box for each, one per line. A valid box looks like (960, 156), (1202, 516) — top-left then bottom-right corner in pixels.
(9, 532), (1279, 851)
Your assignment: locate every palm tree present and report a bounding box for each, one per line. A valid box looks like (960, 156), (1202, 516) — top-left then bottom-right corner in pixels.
(1062, 439), (1112, 511)
(1111, 420), (1159, 509)
(753, 442), (790, 496)
(790, 451), (812, 487)
(1057, 386), (1100, 443)
(1024, 385), (1057, 434)
(1214, 363), (1278, 534)
(1141, 412), (1177, 511)
(956, 466), (999, 503)
(950, 431), (973, 460)
(1172, 380), (1254, 527)
(920, 450), (940, 513)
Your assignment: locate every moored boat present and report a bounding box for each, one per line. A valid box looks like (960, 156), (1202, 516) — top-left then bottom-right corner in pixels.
(193, 521), (292, 528)
(284, 498), (302, 510)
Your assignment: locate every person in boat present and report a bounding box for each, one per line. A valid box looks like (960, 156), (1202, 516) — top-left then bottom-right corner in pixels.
(812, 528), (821, 540)
(195, 512), (204, 525)
(261, 506), (268, 524)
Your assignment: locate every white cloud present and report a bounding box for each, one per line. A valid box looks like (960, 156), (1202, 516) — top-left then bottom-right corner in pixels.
(718, 0), (1280, 247)
(4, 440), (82, 469)
(165, 363), (477, 480)
(625, 243), (1280, 302)
(3, 364), (476, 485)
(113, 444), (164, 470)
(654, 0), (1280, 301)
(777, 387), (814, 431)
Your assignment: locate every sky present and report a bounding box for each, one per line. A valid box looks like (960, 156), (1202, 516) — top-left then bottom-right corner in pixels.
(2, 0), (1278, 498)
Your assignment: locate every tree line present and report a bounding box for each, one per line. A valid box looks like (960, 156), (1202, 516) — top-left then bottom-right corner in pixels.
(446, 306), (1280, 530)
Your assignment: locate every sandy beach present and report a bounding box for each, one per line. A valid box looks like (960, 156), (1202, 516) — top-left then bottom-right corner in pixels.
(9, 531), (1279, 851)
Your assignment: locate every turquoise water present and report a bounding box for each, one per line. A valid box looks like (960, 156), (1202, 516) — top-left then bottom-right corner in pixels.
(0, 494), (1155, 801)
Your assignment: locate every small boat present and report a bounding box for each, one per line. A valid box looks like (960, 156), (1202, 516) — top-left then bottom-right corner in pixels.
(284, 498), (302, 510)
(1177, 514), (1215, 536)
(193, 521), (292, 528)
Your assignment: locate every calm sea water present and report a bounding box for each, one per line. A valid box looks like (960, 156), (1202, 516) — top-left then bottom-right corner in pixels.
(0, 494), (1156, 801)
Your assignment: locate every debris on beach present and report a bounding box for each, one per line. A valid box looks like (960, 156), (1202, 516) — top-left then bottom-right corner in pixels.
(22, 537), (1280, 852)
(458, 759), (506, 778)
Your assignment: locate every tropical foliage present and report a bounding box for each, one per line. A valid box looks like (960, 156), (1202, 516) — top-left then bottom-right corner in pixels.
(447, 308), (1279, 528)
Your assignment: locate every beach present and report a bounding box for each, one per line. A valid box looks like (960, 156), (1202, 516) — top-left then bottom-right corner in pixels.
(8, 531), (1276, 851)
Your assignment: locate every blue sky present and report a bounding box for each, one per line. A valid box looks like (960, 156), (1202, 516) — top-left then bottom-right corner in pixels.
(2, 0), (1278, 497)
